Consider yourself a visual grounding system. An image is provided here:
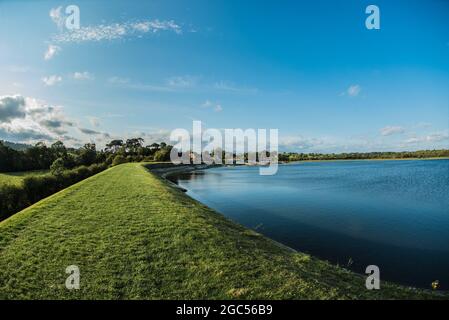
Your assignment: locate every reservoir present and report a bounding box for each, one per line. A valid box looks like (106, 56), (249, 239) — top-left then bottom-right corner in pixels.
(169, 159), (449, 290)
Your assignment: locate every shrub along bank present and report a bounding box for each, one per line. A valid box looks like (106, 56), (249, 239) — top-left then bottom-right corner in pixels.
(0, 163), (108, 221)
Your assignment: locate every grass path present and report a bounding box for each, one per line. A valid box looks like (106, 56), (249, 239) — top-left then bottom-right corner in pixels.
(0, 163), (445, 299)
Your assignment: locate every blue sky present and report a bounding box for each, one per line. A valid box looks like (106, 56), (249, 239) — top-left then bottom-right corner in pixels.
(0, 0), (448, 152)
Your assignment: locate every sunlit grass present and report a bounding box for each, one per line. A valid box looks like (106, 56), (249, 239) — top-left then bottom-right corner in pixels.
(0, 163), (446, 299)
(0, 170), (49, 187)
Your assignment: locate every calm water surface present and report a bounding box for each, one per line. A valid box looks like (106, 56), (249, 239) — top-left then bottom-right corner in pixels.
(169, 160), (449, 289)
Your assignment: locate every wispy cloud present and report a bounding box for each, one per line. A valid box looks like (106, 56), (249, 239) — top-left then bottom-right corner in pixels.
(404, 132), (449, 144)
(279, 135), (326, 152)
(42, 75), (62, 86)
(107, 75), (257, 96)
(51, 19), (181, 43)
(72, 71), (94, 80)
(88, 117), (100, 127)
(380, 126), (405, 136)
(49, 6), (64, 30)
(166, 76), (197, 88)
(341, 84), (361, 97)
(202, 100), (222, 112)
(108, 76), (130, 85)
(44, 44), (61, 60)
(213, 81), (258, 94)
(108, 76), (181, 92)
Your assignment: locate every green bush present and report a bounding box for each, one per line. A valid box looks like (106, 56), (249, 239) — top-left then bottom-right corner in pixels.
(0, 184), (29, 219)
(154, 148), (171, 161)
(50, 157), (66, 176)
(112, 155), (127, 166)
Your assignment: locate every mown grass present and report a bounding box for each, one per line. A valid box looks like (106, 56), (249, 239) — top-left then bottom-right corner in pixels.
(0, 163), (446, 299)
(0, 170), (49, 187)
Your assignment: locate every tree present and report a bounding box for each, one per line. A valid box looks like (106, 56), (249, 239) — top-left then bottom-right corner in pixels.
(154, 147), (172, 162)
(105, 140), (123, 153)
(50, 157), (66, 176)
(77, 143), (97, 166)
(50, 141), (67, 158)
(125, 138), (144, 154)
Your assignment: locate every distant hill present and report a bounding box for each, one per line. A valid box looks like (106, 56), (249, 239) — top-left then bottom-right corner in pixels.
(0, 140), (32, 151)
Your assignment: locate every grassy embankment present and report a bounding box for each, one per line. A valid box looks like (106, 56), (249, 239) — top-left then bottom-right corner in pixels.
(0, 170), (49, 187)
(0, 163), (446, 299)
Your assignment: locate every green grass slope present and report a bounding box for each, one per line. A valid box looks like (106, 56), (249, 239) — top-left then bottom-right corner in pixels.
(0, 163), (445, 299)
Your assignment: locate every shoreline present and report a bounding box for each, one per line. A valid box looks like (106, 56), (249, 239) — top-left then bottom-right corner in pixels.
(149, 163), (222, 192)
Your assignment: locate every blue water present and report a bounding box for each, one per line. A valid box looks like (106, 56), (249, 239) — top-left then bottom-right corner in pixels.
(170, 160), (449, 290)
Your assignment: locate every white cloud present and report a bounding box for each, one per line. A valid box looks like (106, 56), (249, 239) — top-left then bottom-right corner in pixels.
(0, 95), (116, 146)
(380, 126), (405, 136)
(202, 100), (222, 112)
(341, 84), (361, 97)
(44, 44), (61, 60)
(131, 20), (181, 34)
(52, 19), (181, 43)
(166, 76), (197, 88)
(108, 77), (175, 92)
(72, 71), (94, 80)
(202, 100), (212, 108)
(405, 132), (449, 144)
(0, 95), (75, 143)
(42, 75), (62, 86)
(108, 76), (130, 84)
(88, 117), (100, 127)
(49, 6), (64, 29)
(279, 135), (325, 152)
(213, 81), (258, 94)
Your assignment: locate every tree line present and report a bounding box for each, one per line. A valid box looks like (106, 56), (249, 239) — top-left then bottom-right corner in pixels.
(0, 138), (173, 173)
(278, 150), (449, 162)
(2, 138), (448, 173)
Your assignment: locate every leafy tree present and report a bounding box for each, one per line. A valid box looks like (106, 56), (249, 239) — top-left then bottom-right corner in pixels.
(105, 140), (123, 153)
(50, 141), (67, 158)
(154, 147), (171, 162)
(77, 143), (97, 166)
(125, 138), (144, 154)
(50, 157), (66, 176)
